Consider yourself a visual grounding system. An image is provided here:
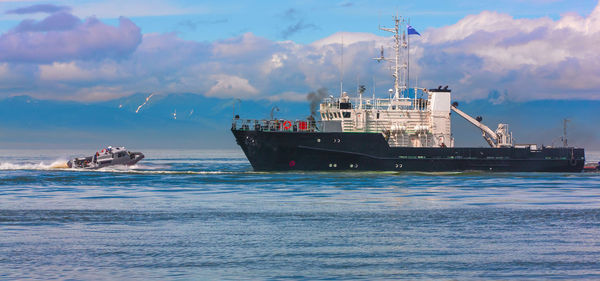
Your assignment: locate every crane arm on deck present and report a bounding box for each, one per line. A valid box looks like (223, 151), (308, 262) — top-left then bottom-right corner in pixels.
(451, 105), (498, 148)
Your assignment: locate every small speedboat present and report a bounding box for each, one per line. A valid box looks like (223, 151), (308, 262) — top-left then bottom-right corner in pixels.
(67, 146), (144, 169)
(583, 162), (600, 172)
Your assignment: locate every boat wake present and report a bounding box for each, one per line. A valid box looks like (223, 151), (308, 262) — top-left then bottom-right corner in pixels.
(0, 160), (246, 175)
(0, 160), (70, 170)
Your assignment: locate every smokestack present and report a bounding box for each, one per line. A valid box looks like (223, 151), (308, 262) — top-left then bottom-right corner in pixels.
(306, 88), (328, 118)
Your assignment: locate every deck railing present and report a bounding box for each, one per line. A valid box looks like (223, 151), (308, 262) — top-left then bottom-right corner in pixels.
(321, 97), (429, 111)
(232, 118), (320, 132)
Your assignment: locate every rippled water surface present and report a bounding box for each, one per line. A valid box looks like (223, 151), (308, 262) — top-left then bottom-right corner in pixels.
(1, 149), (600, 280)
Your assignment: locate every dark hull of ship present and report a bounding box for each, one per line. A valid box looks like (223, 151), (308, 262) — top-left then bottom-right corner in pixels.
(232, 129), (585, 172)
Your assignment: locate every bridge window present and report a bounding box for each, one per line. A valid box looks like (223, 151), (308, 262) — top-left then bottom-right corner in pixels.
(342, 112), (351, 118)
(339, 102), (351, 109)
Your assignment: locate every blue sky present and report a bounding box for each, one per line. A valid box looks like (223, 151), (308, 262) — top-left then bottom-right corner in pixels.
(0, 0), (596, 42)
(0, 0), (599, 102)
(0, 0), (596, 43)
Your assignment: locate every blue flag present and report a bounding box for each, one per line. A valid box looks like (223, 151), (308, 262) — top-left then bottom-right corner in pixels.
(407, 25), (420, 36)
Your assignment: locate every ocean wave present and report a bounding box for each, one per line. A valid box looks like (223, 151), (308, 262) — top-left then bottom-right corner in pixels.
(91, 168), (242, 175)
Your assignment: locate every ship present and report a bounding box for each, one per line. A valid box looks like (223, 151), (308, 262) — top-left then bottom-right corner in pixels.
(231, 17), (585, 172)
(67, 146), (144, 169)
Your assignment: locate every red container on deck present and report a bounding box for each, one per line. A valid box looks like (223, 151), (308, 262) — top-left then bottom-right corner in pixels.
(298, 121), (307, 130)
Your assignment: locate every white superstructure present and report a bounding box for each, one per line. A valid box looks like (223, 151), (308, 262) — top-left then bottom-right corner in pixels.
(319, 87), (452, 148)
(317, 16), (513, 149)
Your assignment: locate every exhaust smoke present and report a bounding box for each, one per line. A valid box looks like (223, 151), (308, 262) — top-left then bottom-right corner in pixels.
(306, 88), (328, 118)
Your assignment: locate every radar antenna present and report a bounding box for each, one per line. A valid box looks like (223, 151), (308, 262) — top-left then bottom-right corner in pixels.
(270, 106), (280, 120)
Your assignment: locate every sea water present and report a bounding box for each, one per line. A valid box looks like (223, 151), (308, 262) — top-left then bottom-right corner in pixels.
(1, 149), (599, 280)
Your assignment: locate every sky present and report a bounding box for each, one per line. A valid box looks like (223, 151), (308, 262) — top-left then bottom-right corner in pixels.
(0, 0), (599, 102)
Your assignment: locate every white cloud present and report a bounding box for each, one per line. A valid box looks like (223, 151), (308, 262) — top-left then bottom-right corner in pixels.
(206, 74), (259, 98)
(39, 61), (120, 81)
(414, 1), (600, 101)
(74, 85), (127, 101)
(2, 2), (600, 102)
(261, 53), (287, 74)
(311, 32), (385, 47)
(266, 91), (307, 102)
(0, 63), (8, 77)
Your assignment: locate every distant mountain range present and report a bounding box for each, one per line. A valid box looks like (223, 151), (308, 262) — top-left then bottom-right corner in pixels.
(0, 93), (312, 148)
(0, 93), (598, 149)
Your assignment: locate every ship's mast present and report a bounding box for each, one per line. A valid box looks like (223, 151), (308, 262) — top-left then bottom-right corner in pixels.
(378, 16), (408, 99)
(407, 19), (410, 95)
(340, 33), (344, 97)
(562, 119), (570, 147)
